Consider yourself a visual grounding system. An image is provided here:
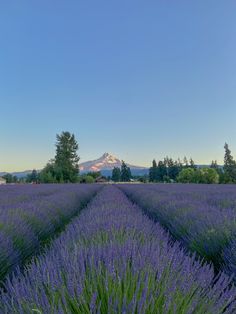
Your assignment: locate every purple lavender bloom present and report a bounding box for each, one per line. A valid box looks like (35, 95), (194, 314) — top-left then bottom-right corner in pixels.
(119, 183), (236, 276)
(223, 237), (236, 277)
(0, 184), (101, 281)
(0, 186), (235, 313)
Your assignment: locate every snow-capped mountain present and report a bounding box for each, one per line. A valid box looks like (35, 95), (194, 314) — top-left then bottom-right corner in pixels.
(0, 153), (149, 178)
(79, 153), (147, 174)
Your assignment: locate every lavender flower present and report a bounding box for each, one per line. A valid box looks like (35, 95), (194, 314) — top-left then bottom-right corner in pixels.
(0, 186), (235, 313)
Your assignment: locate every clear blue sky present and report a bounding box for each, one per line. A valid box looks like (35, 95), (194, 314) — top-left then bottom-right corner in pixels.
(0, 1), (235, 171)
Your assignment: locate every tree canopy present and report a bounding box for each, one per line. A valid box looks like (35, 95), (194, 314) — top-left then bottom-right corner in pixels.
(223, 143), (236, 183)
(40, 131), (80, 183)
(112, 167), (121, 182)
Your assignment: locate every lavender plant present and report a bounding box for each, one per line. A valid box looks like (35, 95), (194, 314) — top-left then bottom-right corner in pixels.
(223, 237), (236, 277)
(119, 184), (236, 274)
(0, 184), (101, 282)
(1, 186), (235, 313)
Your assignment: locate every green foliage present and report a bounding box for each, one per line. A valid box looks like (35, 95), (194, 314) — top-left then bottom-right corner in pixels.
(79, 175), (95, 184)
(149, 159), (158, 182)
(223, 143), (236, 183)
(112, 167), (121, 182)
(177, 168), (219, 184)
(84, 176), (95, 184)
(149, 155), (219, 184)
(39, 162), (56, 183)
(166, 157), (182, 180)
(177, 168), (196, 183)
(137, 174), (149, 183)
(189, 158), (197, 169)
(26, 169), (38, 183)
(210, 160), (218, 169)
(156, 160), (167, 181)
(198, 168), (219, 184)
(40, 131), (80, 183)
(54, 131), (80, 183)
(23, 260), (221, 314)
(120, 161), (131, 182)
(86, 172), (101, 179)
(2, 173), (18, 183)
(183, 156), (189, 168)
(149, 157), (183, 182)
(163, 175), (171, 183)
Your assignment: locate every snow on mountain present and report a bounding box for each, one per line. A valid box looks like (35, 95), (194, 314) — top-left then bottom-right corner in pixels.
(79, 153), (146, 173)
(0, 153), (148, 178)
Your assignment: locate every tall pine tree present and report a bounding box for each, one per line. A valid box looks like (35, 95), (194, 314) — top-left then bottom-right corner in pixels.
(156, 161), (167, 181)
(223, 143), (236, 183)
(149, 159), (158, 182)
(54, 131), (80, 183)
(112, 167), (121, 182)
(120, 161), (131, 182)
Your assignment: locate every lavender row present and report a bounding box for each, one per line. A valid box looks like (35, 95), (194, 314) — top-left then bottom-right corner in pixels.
(0, 184), (101, 282)
(1, 186), (235, 313)
(0, 184), (60, 208)
(119, 184), (236, 276)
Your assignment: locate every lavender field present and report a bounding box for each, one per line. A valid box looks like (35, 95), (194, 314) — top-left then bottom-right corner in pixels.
(119, 184), (236, 278)
(0, 184), (236, 313)
(0, 184), (101, 282)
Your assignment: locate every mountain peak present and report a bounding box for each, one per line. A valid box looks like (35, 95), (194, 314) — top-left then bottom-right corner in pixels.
(79, 152), (146, 173)
(102, 152), (111, 158)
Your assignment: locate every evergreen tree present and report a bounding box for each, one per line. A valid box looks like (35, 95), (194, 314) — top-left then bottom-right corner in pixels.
(27, 169), (38, 183)
(39, 162), (56, 183)
(210, 160), (224, 183)
(189, 157), (197, 169)
(223, 143), (236, 183)
(156, 161), (167, 181)
(210, 160), (218, 169)
(3, 173), (17, 183)
(40, 131), (80, 183)
(164, 157), (170, 178)
(54, 131), (80, 183)
(176, 158), (183, 176)
(168, 158), (180, 181)
(149, 159), (158, 182)
(120, 161), (131, 182)
(183, 156), (189, 168)
(112, 167), (121, 182)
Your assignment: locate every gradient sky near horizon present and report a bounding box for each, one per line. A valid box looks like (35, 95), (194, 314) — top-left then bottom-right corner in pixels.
(0, 1), (236, 172)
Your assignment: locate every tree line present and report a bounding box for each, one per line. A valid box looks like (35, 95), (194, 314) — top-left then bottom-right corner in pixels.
(148, 143), (236, 184)
(2, 132), (236, 184)
(111, 161), (132, 182)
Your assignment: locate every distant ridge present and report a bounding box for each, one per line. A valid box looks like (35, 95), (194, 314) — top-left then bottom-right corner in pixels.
(0, 170), (33, 178)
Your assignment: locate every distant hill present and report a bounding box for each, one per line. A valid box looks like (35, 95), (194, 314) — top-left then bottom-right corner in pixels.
(0, 170), (33, 178)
